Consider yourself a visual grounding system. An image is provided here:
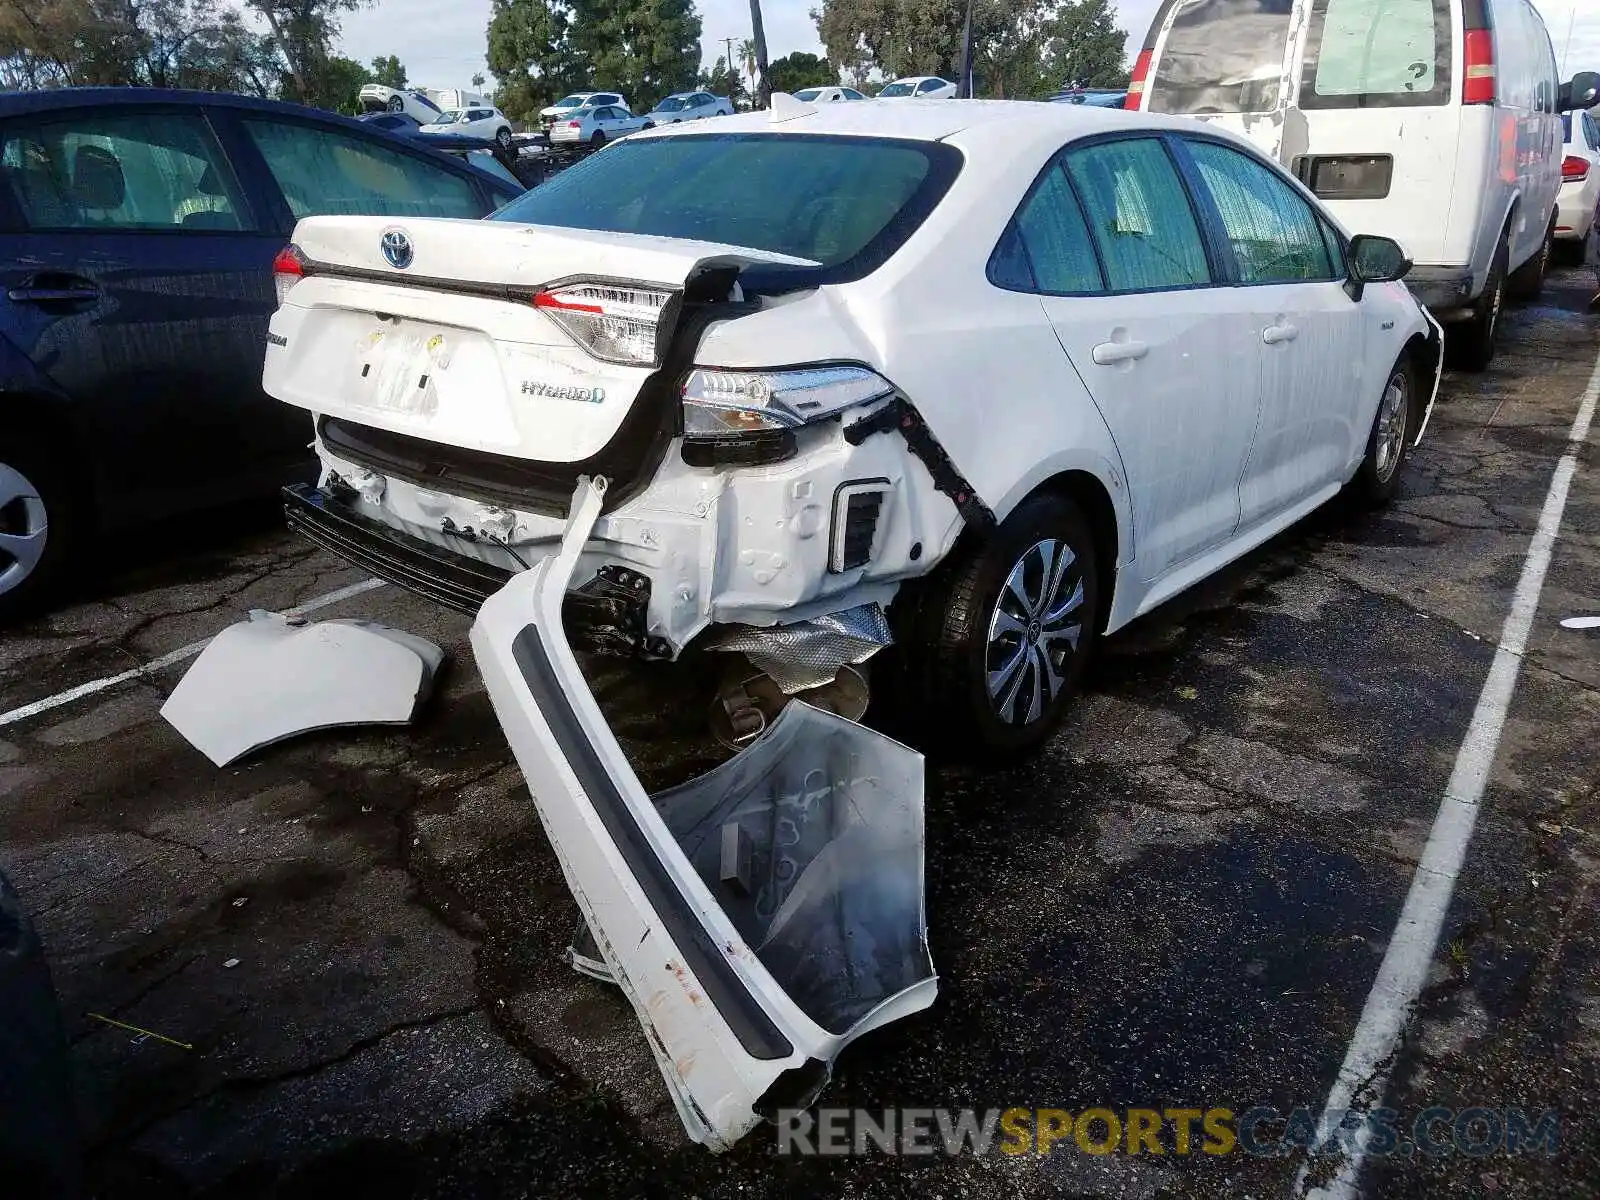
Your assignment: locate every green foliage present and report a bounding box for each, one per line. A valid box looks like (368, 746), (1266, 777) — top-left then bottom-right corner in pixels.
(369, 53), (406, 87)
(698, 55), (746, 105)
(487, 0), (700, 122)
(306, 52), (370, 112)
(768, 50), (833, 94)
(812, 0), (1125, 98)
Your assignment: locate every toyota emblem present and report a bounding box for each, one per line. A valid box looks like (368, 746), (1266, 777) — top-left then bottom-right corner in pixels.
(380, 229), (413, 270)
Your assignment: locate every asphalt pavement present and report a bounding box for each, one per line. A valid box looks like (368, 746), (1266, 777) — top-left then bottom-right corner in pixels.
(2, 267), (1598, 1199)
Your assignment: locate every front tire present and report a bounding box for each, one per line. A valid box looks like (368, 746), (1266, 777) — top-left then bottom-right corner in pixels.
(1351, 354), (1417, 507)
(1448, 238), (1506, 372)
(0, 435), (75, 624)
(887, 493), (1100, 759)
(386, 95), (403, 113)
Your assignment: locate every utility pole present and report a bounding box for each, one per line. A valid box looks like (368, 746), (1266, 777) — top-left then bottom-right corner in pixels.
(723, 36), (735, 76)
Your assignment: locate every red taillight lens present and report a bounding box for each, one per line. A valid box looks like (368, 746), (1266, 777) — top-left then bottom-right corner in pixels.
(566, 120), (581, 127)
(1463, 28), (1496, 104)
(1125, 49), (1153, 109)
(530, 282), (673, 365)
(1564, 154), (1591, 182)
(272, 243), (307, 306)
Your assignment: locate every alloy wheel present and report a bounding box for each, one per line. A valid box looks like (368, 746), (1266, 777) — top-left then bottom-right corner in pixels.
(0, 461), (48, 598)
(1374, 370), (1410, 483)
(985, 538), (1087, 727)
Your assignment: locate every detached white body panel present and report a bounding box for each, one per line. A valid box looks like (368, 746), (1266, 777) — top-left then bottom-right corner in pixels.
(470, 479), (936, 1149)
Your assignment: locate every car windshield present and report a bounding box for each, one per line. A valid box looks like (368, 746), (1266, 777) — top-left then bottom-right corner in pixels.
(490, 132), (960, 278)
(436, 110), (468, 124)
(794, 89), (823, 101)
(554, 95), (589, 108)
(655, 96), (689, 112)
(878, 81), (915, 97)
(1147, 0), (1294, 115)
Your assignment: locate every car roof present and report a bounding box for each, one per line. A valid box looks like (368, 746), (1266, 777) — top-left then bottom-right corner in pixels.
(638, 98), (1192, 146)
(0, 86), (370, 121)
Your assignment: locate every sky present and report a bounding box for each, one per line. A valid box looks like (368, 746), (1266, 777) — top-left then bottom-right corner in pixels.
(332, 0), (1600, 98)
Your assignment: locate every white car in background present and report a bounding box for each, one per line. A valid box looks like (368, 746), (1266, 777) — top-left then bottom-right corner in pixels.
(357, 84), (448, 125)
(265, 99), (1442, 1157)
(877, 76), (956, 99)
(792, 86), (869, 103)
(1558, 108), (1600, 264)
(417, 104), (516, 147)
(646, 91), (735, 122)
(547, 103), (652, 146)
(539, 91), (630, 132)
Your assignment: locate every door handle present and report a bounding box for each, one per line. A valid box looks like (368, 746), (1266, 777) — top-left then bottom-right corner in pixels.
(8, 277), (99, 305)
(1262, 322), (1299, 345)
(1091, 339), (1149, 366)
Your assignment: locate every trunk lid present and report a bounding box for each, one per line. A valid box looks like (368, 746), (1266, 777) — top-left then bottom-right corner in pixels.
(264, 216), (814, 464)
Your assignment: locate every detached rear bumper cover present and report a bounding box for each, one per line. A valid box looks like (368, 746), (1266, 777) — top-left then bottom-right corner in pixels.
(471, 477), (936, 1148)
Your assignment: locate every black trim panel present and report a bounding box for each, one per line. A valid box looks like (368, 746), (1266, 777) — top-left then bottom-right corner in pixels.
(509, 626), (795, 1061)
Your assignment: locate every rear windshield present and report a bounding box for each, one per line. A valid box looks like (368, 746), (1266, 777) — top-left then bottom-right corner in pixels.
(1299, 0), (1453, 109)
(489, 133), (961, 281)
(1147, 0), (1295, 115)
(879, 81), (915, 97)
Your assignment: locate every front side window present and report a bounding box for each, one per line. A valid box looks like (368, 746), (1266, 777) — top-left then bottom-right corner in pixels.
(658, 96), (689, 111)
(990, 163), (1105, 294)
(490, 132), (959, 279)
(242, 119), (483, 220)
(843, 88), (866, 100)
(1186, 140), (1336, 283)
(0, 110), (250, 232)
(1147, 0), (1294, 115)
(794, 89), (822, 102)
(917, 79), (945, 94)
(1062, 138), (1211, 291)
(1299, 0), (1452, 110)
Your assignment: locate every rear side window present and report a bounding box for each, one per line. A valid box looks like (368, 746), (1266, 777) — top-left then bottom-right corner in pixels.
(1147, 0), (1294, 115)
(1062, 138), (1211, 292)
(1186, 140), (1336, 283)
(0, 110), (250, 232)
(989, 164), (1104, 294)
(243, 119), (484, 220)
(1299, 0), (1453, 110)
(490, 133), (960, 280)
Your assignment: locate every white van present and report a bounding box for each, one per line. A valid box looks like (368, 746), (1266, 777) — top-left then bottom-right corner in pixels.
(1128, 0), (1598, 370)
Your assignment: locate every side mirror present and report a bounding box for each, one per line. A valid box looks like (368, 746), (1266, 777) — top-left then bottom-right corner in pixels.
(1345, 234), (1412, 301)
(1559, 70), (1600, 113)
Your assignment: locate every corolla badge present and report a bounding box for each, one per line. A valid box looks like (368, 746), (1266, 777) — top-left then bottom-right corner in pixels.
(380, 228), (414, 270)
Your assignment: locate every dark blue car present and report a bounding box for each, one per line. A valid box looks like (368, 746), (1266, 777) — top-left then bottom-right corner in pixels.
(0, 89), (523, 619)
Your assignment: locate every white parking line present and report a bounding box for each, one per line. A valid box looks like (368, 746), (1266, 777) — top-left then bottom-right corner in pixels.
(1297, 352), (1600, 1199)
(0, 577), (386, 731)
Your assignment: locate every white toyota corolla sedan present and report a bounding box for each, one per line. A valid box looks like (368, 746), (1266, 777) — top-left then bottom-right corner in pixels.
(264, 96), (1441, 1149)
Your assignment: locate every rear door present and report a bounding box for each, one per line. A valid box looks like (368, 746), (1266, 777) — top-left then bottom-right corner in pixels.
(0, 103), (296, 515)
(1008, 135), (1262, 583)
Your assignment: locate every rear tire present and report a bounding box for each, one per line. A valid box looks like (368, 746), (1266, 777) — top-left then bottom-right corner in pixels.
(883, 492), (1100, 760)
(1448, 238), (1507, 373)
(1350, 354), (1418, 508)
(386, 95), (403, 113)
(1508, 217), (1554, 301)
(0, 434), (77, 624)
(590, 130), (605, 147)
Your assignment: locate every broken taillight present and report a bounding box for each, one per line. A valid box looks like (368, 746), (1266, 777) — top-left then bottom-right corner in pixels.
(273, 244), (308, 306)
(531, 282), (673, 366)
(1563, 154), (1591, 182)
(1463, 28), (1496, 105)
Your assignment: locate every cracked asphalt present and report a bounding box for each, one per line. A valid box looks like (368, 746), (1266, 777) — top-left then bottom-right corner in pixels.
(2, 267), (1598, 1199)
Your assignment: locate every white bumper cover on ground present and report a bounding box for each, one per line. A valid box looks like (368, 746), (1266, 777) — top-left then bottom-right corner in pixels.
(470, 476), (937, 1149)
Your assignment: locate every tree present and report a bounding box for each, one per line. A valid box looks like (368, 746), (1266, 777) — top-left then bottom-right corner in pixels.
(470, 70), (485, 87)
(307, 52), (369, 111)
(768, 50), (832, 93)
(737, 36), (754, 94)
(698, 53), (745, 105)
(485, 0), (581, 122)
(369, 52), (405, 86)
(568, 0), (701, 113)
(244, 0), (367, 103)
(812, 0), (1124, 98)
(746, 0), (769, 107)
